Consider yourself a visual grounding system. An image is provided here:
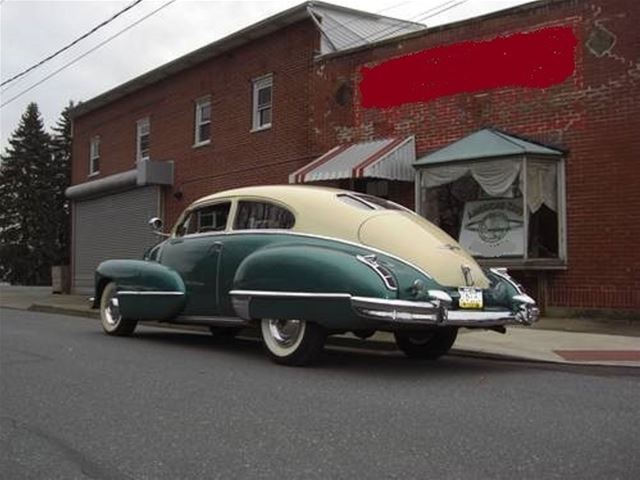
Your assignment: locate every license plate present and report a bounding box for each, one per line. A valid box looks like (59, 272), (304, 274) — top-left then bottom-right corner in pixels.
(458, 287), (483, 309)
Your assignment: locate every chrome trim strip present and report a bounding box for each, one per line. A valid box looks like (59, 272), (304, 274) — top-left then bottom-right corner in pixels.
(356, 254), (398, 291)
(351, 296), (438, 312)
(489, 267), (524, 294)
(173, 230), (434, 279)
(229, 290), (351, 299)
(228, 290), (539, 327)
(513, 294), (536, 305)
(447, 310), (515, 322)
(117, 290), (184, 296)
(174, 315), (248, 326)
(447, 306), (539, 326)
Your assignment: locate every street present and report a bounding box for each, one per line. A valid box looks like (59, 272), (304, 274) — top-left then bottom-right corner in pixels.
(1, 309), (639, 479)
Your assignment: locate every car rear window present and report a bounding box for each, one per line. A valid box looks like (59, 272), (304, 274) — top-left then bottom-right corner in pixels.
(337, 194), (374, 210)
(233, 201), (295, 230)
(337, 193), (410, 212)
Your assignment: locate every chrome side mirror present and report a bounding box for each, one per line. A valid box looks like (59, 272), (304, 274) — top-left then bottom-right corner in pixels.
(148, 217), (169, 237)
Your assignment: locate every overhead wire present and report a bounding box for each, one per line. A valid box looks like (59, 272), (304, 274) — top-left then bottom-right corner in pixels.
(339, 0), (470, 50)
(0, 0), (178, 109)
(1, 0), (144, 88)
(0, 0), (470, 110)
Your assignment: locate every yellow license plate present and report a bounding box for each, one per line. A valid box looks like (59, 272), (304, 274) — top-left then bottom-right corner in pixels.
(458, 287), (483, 309)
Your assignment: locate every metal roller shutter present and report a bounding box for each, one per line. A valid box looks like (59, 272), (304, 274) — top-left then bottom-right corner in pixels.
(73, 186), (161, 294)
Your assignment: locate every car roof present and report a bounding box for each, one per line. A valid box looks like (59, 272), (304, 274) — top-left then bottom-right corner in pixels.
(189, 184), (389, 241)
(191, 184), (348, 206)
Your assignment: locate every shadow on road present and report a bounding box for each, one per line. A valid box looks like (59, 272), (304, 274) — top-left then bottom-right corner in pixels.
(90, 326), (536, 379)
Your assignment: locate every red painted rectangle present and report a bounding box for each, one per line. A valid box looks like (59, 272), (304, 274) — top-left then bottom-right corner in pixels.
(359, 26), (577, 108)
(553, 350), (640, 361)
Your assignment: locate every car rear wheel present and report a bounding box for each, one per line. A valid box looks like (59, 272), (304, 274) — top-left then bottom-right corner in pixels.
(99, 282), (138, 336)
(394, 327), (458, 360)
(260, 318), (326, 366)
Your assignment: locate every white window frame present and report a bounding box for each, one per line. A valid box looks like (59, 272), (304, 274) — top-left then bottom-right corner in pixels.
(252, 74), (273, 132)
(89, 136), (100, 176)
(194, 97), (211, 147)
(136, 117), (150, 162)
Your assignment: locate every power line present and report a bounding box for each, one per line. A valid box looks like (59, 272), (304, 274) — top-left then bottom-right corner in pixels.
(0, 0), (178, 109)
(1, 0), (144, 88)
(352, 0), (470, 48)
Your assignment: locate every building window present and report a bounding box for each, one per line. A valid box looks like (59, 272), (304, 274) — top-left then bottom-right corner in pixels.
(194, 97), (211, 146)
(89, 136), (100, 176)
(136, 117), (150, 161)
(252, 74), (272, 131)
(417, 158), (566, 266)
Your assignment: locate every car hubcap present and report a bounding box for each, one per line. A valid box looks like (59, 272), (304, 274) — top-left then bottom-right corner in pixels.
(104, 293), (121, 326)
(268, 319), (302, 348)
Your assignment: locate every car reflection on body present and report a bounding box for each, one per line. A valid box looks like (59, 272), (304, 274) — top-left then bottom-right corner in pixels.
(93, 185), (539, 366)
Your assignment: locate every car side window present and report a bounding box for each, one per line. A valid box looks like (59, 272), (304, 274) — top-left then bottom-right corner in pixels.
(233, 201), (295, 230)
(176, 202), (231, 236)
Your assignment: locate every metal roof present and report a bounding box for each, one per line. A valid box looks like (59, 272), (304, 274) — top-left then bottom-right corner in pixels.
(70, 1), (423, 119)
(311, 3), (424, 54)
(290, 136), (416, 183)
(414, 129), (564, 166)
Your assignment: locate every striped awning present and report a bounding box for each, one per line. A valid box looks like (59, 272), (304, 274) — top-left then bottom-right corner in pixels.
(289, 136), (415, 183)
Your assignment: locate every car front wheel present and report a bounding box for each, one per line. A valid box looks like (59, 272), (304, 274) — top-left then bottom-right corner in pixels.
(260, 318), (326, 366)
(99, 282), (138, 336)
(394, 327), (458, 360)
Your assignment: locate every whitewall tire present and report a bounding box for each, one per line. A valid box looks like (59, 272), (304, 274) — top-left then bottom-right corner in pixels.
(260, 318), (326, 366)
(99, 282), (138, 336)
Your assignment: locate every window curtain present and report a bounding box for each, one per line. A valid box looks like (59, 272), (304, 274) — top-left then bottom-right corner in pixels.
(526, 160), (557, 212)
(420, 158), (558, 213)
(420, 158), (521, 197)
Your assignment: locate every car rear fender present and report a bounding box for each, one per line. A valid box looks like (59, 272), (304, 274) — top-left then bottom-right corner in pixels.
(94, 259), (186, 321)
(230, 244), (394, 327)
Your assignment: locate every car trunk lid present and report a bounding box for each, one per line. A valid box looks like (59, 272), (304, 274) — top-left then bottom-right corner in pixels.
(358, 212), (489, 288)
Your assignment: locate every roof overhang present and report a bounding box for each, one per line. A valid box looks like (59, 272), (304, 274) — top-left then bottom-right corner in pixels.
(66, 159), (174, 200)
(290, 136), (415, 183)
(414, 128), (565, 168)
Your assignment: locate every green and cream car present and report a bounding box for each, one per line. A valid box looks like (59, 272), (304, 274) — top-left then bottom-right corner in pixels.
(94, 185), (539, 366)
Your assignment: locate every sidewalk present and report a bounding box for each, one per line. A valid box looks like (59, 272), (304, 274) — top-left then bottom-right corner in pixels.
(2, 285), (639, 367)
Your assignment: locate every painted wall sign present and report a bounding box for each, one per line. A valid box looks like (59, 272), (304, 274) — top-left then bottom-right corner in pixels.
(359, 26), (577, 108)
(459, 198), (524, 258)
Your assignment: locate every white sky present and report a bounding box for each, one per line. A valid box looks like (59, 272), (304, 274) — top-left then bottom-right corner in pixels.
(0, 0), (532, 151)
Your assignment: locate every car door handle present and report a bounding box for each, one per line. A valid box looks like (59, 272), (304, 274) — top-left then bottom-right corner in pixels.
(209, 242), (223, 253)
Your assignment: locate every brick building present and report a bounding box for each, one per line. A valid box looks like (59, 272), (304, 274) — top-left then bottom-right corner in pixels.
(68, 0), (639, 318)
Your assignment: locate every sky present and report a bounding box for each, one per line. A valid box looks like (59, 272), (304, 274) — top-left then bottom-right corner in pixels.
(0, 0), (533, 151)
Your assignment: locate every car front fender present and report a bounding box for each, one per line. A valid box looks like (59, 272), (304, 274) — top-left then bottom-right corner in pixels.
(94, 259), (186, 321)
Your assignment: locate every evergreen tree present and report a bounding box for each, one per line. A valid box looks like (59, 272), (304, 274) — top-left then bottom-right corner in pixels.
(0, 103), (54, 284)
(49, 101), (74, 267)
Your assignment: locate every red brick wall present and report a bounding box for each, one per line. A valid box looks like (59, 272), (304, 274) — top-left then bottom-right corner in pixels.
(310, 0), (640, 311)
(72, 20), (319, 226)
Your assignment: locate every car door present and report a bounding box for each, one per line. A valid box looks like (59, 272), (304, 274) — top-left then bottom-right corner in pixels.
(159, 201), (232, 316)
(217, 199), (296, 316)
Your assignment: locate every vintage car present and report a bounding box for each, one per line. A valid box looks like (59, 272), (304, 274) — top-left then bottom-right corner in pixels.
(93, 185), (539, 365)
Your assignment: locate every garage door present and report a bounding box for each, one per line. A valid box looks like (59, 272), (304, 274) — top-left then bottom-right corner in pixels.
(73, 186), (161, 294)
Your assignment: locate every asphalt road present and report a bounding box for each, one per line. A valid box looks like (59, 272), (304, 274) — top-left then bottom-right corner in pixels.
(1, 309), (639, 480)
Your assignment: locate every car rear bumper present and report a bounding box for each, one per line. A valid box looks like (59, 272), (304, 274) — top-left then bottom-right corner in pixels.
(351, 296), (539, 328)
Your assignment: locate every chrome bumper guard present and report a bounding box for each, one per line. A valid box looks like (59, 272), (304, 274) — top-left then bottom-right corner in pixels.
(352, 295), (540, 328)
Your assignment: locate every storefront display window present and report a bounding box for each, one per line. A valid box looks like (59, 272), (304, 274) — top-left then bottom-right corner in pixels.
(417, 157), (566, 266)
